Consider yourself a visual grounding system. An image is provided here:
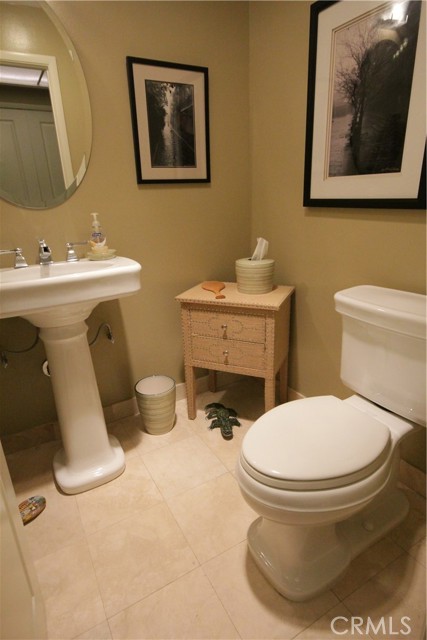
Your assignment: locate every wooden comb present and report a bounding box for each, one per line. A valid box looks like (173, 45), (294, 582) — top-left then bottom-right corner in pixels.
(202, 281), (226, 299)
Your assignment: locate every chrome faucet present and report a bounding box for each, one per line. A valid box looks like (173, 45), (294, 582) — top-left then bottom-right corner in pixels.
(38, 239), (53, 265)
(66, 241), (88, 262)
(0, 248), (28, 268)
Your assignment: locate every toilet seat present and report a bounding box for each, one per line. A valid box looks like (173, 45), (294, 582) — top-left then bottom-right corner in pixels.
(241, 396), (392, 491)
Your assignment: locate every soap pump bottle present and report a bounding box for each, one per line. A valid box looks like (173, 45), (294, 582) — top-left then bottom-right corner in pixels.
(90, 212), (107, 253)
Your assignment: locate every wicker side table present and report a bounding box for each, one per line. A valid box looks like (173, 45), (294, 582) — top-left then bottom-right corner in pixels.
(176, 282), (294, 419)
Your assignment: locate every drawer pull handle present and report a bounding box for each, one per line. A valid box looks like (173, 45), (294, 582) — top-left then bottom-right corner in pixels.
(221, 323), (228, 339)
(223, 349), (229, 364)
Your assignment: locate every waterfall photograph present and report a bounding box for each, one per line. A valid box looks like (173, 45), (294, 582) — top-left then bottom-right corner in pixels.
(145, 80), (196, 168)
(127, 56), (210, 183)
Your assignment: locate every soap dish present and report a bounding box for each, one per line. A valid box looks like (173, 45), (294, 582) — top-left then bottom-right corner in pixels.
(87, 249), (116, 260)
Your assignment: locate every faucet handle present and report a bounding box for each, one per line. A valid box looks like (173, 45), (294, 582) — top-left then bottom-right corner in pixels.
(0, 248), (28, 269)
(66, 241), (88, 262)
(14, 248), (28, 268)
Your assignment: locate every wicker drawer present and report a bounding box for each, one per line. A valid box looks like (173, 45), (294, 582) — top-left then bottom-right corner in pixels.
(177, 283), (294, 419)
(191, 335), (266, 369)
(190, 309), (265, 343)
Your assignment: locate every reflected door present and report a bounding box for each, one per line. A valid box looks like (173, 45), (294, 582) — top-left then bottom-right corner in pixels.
(0, 106), (65, 208)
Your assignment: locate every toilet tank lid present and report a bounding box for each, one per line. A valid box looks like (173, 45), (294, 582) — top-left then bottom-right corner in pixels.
(334, 286), (426, 339)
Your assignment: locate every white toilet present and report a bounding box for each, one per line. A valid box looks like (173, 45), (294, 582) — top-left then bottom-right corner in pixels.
(237, 285), (426, 601)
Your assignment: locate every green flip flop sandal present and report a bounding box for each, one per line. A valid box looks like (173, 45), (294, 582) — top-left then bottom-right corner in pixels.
(205, 403), (241, 440)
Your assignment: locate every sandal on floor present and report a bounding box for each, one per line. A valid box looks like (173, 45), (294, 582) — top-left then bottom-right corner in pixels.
(19, 496), (46, 525)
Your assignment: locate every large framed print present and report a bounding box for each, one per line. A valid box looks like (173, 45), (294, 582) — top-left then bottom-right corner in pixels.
(304, 1), (426, 209)
(127, 57), (210, 184)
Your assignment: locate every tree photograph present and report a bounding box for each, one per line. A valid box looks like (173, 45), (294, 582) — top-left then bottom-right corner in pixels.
(328, 1), (422, 177)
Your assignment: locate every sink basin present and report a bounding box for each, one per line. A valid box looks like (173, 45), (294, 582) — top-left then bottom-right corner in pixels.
(0, 256), (142, 494)
(0, 257), (141, 320)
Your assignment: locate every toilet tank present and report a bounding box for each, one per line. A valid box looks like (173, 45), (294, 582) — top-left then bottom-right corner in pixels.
(334, 286), (426, 427)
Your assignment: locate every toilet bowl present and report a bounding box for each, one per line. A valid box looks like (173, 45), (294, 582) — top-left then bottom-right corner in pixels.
(237, 395), (417, 601)
(237, 286), (426, 601)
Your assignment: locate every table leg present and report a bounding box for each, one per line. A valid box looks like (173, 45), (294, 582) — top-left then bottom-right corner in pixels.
(208, 370), (217, 392)
(278, 357), (288, 404)
(185, 364), (197, 419)
(264, 376), (276, 413)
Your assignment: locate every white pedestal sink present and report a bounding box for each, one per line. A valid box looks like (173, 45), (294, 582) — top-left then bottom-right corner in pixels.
(0, 257), (141, 494)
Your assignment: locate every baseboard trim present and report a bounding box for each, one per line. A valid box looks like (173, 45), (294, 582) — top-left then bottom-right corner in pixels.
(2, 381), (425, 499)
(287, 388), (305, 402)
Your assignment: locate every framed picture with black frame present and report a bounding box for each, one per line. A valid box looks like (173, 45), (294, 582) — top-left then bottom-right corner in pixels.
(303, 0), (426, 209)
(127, 57), (210, 184)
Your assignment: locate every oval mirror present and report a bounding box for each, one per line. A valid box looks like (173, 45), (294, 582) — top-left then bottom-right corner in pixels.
(0, 1), (92, 209)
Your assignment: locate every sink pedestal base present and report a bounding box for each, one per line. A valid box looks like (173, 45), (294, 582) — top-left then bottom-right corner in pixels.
(53, 434), (124, 495)
(37, 318), (125, 494)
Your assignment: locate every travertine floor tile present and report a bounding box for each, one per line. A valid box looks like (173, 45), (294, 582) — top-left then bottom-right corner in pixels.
(76, 455), (163, 534)
(34, 540), (106, 640)
(109, 567), (240, 639)
(294, 602), (356, 639)
(190, 413), (253, 471)
(408, 538), (426, 567)
(141, 434), (227, 498)
(203, 541), (339, 640)
(389, 506), (426, 553)
(331, 534), (404, 601)
(75, 620), (112, 640)
(343, 554), (426, 639)
(109, 411), (194, 457)
(87, 502), (198, 617)
(21, 485), (86, 561)
(5, 379), (426, 640)
(167, 472), (257, 563)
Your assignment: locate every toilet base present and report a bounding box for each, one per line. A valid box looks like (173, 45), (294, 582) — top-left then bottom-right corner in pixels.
(247, 488), (409, 601)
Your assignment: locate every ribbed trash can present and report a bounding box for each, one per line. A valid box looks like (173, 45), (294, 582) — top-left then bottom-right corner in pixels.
(135, 375), (176, 435)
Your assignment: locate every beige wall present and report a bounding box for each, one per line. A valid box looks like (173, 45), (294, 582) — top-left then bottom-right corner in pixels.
(0, 0), (251, 431)
(249, 1), (426, 470)
(0, 1), (425, 470)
